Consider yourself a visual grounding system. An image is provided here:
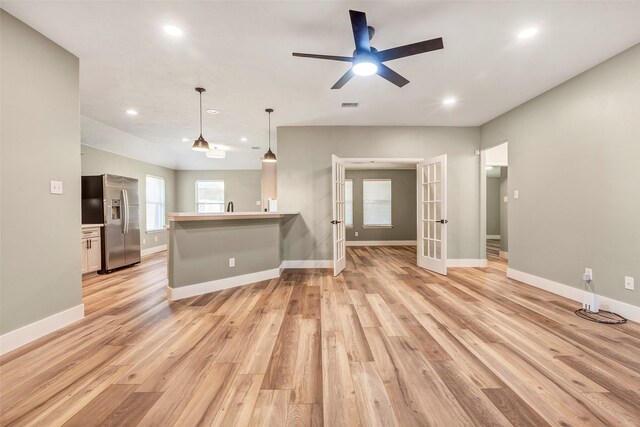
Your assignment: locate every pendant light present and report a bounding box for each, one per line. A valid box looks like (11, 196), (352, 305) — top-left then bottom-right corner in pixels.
(192, 87), (210, 152)
(263, 108), (276, 163)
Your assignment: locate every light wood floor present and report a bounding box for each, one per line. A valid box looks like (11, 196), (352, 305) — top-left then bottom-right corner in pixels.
(2, 247), (640, 426)
(487, 238), (501, 259)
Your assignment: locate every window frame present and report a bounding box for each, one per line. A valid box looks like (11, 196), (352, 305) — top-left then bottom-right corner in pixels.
(145, 174), (166, 233)
(362, 178), (393, 228)
(345, 178), (354, 228)
(195, 179), (225, 213)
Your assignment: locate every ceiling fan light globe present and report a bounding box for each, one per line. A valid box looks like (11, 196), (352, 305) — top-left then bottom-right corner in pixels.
(352, 61), (378, 76)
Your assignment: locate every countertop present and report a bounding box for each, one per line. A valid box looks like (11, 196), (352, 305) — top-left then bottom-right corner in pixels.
(167, 212), (298, 222)
(82, 224), (104, 229)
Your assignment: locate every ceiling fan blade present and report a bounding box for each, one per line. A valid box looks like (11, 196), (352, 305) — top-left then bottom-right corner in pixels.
(331, 69), (355, 89)
(292, 52), (353, 62)
(377, 37), (444, 62)
(349, 10), (371, 54)
(377, 64), (409, 87)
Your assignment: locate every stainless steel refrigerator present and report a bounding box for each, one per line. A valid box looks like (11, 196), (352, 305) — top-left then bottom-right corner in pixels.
(81, 174), (141, 273)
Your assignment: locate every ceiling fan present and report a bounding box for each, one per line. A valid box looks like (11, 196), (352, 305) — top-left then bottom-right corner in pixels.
(292, 10), (444, 89)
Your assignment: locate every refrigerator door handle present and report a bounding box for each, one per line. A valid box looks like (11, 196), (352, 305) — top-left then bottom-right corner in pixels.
(123, 189), (129, 234)
(120, 189), (127, 234)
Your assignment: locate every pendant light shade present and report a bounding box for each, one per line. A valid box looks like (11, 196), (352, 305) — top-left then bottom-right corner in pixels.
(192, 87), (210, 152)
(263, 108), (276, 163)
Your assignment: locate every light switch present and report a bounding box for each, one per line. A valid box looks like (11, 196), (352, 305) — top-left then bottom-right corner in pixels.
(503, 196), (508, 203)
(513, 190), (519, 199)
(50, 180), (63, 195)
(256, 201), (261, 205)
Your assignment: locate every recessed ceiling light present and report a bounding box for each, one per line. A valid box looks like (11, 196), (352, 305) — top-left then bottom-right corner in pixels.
(206, 109), (219, 115)
(163, 25), (183, 37)
(517, 27), (538, 39)
(181, 137), (189, 142)
(442, 97), (456, 106)
(126, 109), (138, 116)
(240, 137), (247, 142)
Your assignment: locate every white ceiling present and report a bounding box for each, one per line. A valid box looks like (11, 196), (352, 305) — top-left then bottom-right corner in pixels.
(3, 1), (640, 170)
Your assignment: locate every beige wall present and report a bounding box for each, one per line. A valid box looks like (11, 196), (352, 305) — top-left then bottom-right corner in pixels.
(1, 11), (81, 334)
(278, 126), (481, 261)
(345, 169), (417, 242)
(80, 145), (176, 251)
(486, 176), (501, 237)
(481, 43), (640, 307)
(175, 170), (261, 213)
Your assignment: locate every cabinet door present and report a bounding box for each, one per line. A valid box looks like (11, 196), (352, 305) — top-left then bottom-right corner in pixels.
(87, 237), (102, 273)
(81, 239), (88, 274)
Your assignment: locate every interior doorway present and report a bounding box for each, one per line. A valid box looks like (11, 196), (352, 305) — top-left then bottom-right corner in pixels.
(481, 142), (509, 267)
(331, 156), (448, 277)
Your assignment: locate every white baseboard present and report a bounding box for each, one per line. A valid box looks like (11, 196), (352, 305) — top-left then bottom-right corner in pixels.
(499, 251), (509, 259)
(141, 244), (167, 256)
(507, 268), (640, 324)
(0, 304), (85, 355)
(167, 268), (280, 301)
(447, 259), (488, 268)
(346, 240), (417, 247)
(487, 235), (501, 239)
(280, 260), (332, 269)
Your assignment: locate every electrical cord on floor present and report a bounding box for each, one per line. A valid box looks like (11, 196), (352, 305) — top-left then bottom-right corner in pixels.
(575, 308), (627, 324)
(574, 276), (627, 324)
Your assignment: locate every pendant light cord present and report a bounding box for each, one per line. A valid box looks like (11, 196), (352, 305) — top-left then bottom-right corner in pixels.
(199, 91), (203, 138)
(268, 110), (271, 150)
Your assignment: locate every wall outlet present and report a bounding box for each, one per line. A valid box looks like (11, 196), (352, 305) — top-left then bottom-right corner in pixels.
(50, 180), (63, 195)
(143, 238), (146, 245)
(584, 268), (593, 281)
(256, 201), (261, 205)
(155, 236), (158, 242)
(355, 231), (359, 237)
(229, 258), (235, 268)
(513, 190), (519, 199)
(625, 276), (635, 291)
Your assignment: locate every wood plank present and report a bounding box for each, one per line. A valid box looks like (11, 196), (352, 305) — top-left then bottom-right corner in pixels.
(321, 331), (361, 427)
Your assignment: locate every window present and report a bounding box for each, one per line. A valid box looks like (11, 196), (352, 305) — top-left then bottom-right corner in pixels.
(363, 179), (392, 227)
(146, 175), (165, 232)
(345, 179), (353, 227)
(196, 180), (225, 212)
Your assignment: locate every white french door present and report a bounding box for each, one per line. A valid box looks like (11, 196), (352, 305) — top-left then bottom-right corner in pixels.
(417, 155), (448, 275)
(332, 155), (346, 276)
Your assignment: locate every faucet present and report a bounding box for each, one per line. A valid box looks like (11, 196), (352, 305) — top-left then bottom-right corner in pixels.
(226, 201), (234, 212)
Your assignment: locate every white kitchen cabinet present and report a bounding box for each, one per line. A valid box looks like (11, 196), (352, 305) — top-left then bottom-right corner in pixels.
(81, 227), (102, 274)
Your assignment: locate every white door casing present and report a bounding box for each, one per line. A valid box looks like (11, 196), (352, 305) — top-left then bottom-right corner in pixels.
(417, 155), (448, 275)
(332, 155), (346, 276)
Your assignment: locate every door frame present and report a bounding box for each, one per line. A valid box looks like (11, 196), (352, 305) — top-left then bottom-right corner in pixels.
(480, 141), (509, 261)
(333, 157), (435, 273)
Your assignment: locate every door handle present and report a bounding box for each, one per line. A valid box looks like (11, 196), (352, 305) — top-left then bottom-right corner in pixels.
(437, 219), (449, 224)
(330, 220), (342, 224)
(86, 240), (89, 249)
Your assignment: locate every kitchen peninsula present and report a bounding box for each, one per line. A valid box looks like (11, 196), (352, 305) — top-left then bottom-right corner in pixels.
(166, 211), (298, 300)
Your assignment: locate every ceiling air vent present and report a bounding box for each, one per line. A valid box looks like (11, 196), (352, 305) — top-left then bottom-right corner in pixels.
(251, 146), (261, 150)
(341, 102), (359, 108)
